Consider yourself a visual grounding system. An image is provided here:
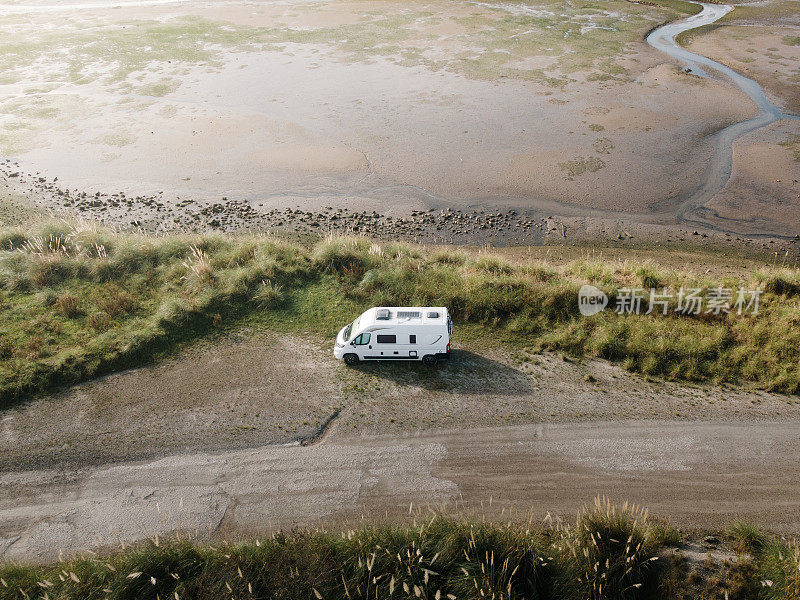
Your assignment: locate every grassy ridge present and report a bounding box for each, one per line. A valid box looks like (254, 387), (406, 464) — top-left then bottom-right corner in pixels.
(0, 499), (673, 600)
(1, 223), (799, 407)
(2, 498), (799, 600)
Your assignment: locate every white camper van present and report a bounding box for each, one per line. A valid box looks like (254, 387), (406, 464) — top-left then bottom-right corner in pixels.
(334, 307), (452, 366)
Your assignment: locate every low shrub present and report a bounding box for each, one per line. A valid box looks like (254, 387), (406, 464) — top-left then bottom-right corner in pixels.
(312, 236), (372, 277)
(565, 497), (660, 599)
(252, 279), (284, 309)
(763, 273), (800, 298)
(87, 312), (112, 332)
(55, 292), (81, 318)
(96, 286), (137, 317)
(471, 254), (514, 275)
(758, 540), (800, 600)
(0, 228), (27, 250)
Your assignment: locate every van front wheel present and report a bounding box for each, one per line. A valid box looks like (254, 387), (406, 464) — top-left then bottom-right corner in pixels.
(422, 354), (438, 367)
(343, 353), (360, 366)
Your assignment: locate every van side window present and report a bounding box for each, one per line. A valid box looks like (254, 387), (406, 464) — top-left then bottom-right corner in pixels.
(409, 335), (416, 344)
(354, 333), (370, 345)
(376, 334), (396, 344)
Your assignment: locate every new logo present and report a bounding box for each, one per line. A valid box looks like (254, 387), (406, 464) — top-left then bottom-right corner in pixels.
(578, 285), (608, 316)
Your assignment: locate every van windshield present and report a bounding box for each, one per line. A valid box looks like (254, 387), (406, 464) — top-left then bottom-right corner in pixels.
(343, 316), (361, 341)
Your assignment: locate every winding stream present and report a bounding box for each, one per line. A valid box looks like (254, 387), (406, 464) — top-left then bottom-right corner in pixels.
(646, 2), (798, 225)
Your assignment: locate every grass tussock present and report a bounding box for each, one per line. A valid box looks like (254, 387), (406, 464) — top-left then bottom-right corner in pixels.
(758, 540), (800, 600)
(722, 522), (800, 600)
(565, 498), (661, 599)
(727, 520), (769, 556)
(1, 225), (799, 406)
(0, 497), (674, 600)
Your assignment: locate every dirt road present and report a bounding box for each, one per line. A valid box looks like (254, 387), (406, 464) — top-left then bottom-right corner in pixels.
(4, 332), (798, 472)
(3, 420), (800, 563)
(3, 333), (799, 563)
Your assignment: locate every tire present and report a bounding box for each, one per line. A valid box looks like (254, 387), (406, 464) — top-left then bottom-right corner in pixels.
(343, 353), (360, 366)
(422, 354), (438, 367)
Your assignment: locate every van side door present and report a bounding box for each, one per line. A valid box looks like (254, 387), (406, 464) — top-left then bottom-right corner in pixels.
(352, 332), (371, 359)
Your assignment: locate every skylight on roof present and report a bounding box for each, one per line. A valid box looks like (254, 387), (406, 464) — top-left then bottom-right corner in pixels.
(397, 311), (421, 319)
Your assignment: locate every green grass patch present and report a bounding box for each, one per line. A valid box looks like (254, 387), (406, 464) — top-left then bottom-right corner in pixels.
(0, 0), (696, 94)
(1, 224), (799, 407)
(648, 0), (703, 16)
(675, 22), (720, 46)
(723, 523), (800, 600)
(559, 156), (606, 177)
(727, 520), (769, 555)
(756, 539), (800, 599)
(0, 15), (260, 90)
(719, 0), (800, 24)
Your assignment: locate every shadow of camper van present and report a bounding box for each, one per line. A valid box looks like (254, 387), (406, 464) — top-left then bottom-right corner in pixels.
(347, 348), (531, 395)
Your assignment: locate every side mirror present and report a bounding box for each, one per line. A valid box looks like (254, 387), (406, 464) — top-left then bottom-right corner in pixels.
(350, 341), (356, 346)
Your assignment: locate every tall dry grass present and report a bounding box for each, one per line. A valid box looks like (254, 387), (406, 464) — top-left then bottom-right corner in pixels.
(0, 498), (672, 600)
(1, 226), (799, 406)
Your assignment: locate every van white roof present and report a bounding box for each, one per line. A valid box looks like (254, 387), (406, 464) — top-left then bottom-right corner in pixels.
(359, 306), (448, 328)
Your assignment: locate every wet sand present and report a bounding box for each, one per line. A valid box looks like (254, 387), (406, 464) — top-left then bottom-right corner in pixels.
(680, 1), (800, 238)
(1, 0), (797, 242)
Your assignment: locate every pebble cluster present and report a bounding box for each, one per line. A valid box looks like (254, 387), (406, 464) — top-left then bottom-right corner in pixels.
(3, 159), (800, 257)
(2, 161), (565, 245)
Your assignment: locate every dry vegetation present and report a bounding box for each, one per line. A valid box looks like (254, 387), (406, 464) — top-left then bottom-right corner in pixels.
(1, 497), (798, 600)
(0, 498), (683, 600)
(1, 223), (799, 406)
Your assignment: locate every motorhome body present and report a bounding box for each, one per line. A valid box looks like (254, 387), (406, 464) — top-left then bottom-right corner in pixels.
(334, 307), (452, 366)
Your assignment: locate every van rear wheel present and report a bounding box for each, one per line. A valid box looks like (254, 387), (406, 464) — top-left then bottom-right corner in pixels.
(422, 354), (438, 367)
(343, 353), (359, 366)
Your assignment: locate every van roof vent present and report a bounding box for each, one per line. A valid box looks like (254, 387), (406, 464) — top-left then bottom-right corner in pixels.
(376, 309), (391, 320)
(426, 311), (440, 319)
(397, 311), (421, 320)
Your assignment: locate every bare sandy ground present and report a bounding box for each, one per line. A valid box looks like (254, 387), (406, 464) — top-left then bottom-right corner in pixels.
(4, 420), (800, 563)
(2, 332), (800, 562)
(2, 0), (795, 240)
(3, 332), (800, 473)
